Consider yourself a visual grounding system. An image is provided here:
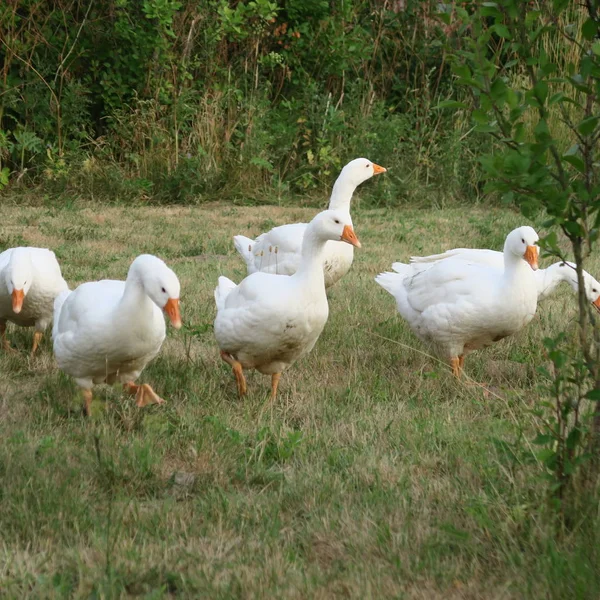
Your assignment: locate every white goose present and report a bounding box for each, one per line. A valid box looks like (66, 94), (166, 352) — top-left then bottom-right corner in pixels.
(410, 248), (600, 307)
(234, 158), (384, 288)
(215, 209), (361, 401)
(375, 226), (540, 377)
(53, 254), (182, 415)
(0, 247), (68, 356)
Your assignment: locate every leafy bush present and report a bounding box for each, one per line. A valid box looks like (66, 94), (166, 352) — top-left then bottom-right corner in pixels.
(0, 0), (477, 204)
(445, 0), (600, 510)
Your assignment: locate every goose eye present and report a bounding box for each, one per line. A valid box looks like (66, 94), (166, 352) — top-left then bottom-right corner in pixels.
(594, 288), (598, 293)
(334, 219), (340, 224)
(161, 287), (166, 293)
(521, 238), (525, 244)
(366, 164), (370, 168)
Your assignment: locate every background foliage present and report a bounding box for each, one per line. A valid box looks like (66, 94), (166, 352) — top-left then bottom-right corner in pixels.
(0, 0), (482, 204)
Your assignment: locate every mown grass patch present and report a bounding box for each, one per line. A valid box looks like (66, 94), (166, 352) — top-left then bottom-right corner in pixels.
(1, 203), (600, 598)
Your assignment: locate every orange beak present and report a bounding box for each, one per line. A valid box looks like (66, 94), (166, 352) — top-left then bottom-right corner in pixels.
(593, 296), (600, 314)
(163, 297), (182, 329)
(341, 224), (361, 248)
(523, 245), (539, 271)
(372, 163), (386, 175)
(12, 289), (24, 313)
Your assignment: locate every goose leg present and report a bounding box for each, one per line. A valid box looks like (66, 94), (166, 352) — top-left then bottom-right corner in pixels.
(450, 356), (462, 378)
(1, 321), (17, 353)
(123, 382), (165, 407)
(220, 351), (247, 397)
(82, 389), (93, 416)
(31, 331), (43, 357)
(271, 373), (281, 403)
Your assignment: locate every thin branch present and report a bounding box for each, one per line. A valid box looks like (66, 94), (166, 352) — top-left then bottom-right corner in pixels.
(53, 0), (94, 85)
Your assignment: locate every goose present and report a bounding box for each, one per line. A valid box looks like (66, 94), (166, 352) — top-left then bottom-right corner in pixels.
(410, 249), (600, 308)
(215, 209), (361, 401)
(233, 158), (385, 288)
(0, 247), (69, 356)
(53, 254), (182, 415)
(375, 226), (540, 378)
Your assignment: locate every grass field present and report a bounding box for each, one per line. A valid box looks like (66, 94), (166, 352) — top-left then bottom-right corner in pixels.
(2, 201), (600, 599)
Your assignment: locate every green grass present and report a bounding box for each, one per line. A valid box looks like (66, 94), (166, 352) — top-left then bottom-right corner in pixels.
(1, 202), (600, 598)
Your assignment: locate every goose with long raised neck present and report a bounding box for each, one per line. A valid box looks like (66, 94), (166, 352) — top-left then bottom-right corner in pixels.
(53, 254), (182, 415)
(375, 226), (540, 378)
(216, 209), (361, 401)
(233, 158), (384, 288)
(0, 246), (68, 356)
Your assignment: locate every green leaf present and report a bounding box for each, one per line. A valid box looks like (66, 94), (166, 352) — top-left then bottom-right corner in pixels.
(553, 0), (569, 12)
(541, 231), (560, 253)
(566, 428), (582, 451)
(513, 122), (525, 143)
(563, 155), (585, 173)
(592, 41), (600, 55)
(501, 191), (514, 204)
(473, 123), (498, 133)
(532, 433), (554, 445)
(494, 24), (512, 39)
(471, 109), (489, 124)
(582, 18), (598, 41)
(585, 388), (600, 400)
(436, 12), (451, 25)
(548, 92), (565, 106)
(578, 116), (599, 136)
(451, 63), (471, 78)
(534, 119), (551, 142)
(536, 448), (555, 463)
(490, 78), (507, 102)
(563, 220), (584, 236)
(525, 10), (541, 26)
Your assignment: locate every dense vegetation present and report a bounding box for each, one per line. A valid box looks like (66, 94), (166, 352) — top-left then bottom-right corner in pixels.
(0, 0), (482, 204)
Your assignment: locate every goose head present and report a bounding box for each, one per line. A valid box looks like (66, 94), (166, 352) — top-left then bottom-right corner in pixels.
(6, 248), (34, 313)
(339, 158), (387, 187)
(504, 226), (539, 270)
(309, 209), (361, 247)
(582, 270), (600, 312)
(556, 262), (600, 312)
(129, 255), (182, 329)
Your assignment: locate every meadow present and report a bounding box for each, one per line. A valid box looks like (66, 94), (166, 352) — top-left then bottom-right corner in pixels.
(2, 199), (600, 598)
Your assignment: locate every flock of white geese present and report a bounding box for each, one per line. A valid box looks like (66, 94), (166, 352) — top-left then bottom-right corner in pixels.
(2, 157), (600, 414)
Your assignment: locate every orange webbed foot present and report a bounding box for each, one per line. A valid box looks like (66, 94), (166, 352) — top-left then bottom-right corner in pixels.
(124, 382), (165, 407)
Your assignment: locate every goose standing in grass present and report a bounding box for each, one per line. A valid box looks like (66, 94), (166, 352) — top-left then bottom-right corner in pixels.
(53, 254), (182, 416)
(375, 226), (540, 378)
(410, 249), (600, 308)
(0, 247), (68, 356)
(234, 158), (385, 288)
(216, 209), (361, 401)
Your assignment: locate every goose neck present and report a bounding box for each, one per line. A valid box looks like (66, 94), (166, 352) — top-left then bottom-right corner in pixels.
(502, 252), (534, 286)
(328, 177), (357, 211)
(120, 274), (154, 316)
(293, 227), (327, 287)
